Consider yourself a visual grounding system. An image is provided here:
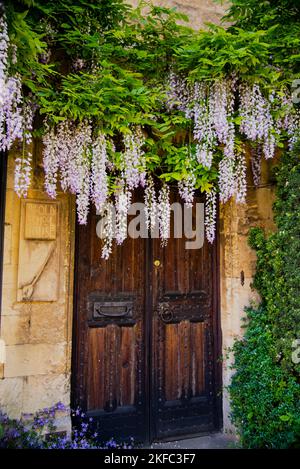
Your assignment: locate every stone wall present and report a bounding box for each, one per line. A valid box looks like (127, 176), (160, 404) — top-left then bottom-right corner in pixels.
(130, 0), (229, 30)
(220, 161), (275, 431)
(0, 142), (75, 431)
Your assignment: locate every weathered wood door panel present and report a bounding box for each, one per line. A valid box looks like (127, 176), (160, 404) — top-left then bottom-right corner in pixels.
(72, 202), (148, 441)
(72, 191), (221, 443)
(151, 193), (218, 439)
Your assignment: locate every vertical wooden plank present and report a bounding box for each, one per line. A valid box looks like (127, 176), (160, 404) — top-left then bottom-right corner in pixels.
(179, 320), (190, 399)
(104, 324), (121, 410)
(165, 324), (180, 401)
(191, 322), (205, 395)
(87, 327), (106, 410)
(120, 326), (135, 406)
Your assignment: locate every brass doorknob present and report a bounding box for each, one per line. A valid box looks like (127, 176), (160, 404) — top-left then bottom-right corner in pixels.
(154, 259), (161, 267)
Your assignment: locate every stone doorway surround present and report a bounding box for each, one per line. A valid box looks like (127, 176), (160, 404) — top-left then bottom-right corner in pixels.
(0, 142), (275, 436)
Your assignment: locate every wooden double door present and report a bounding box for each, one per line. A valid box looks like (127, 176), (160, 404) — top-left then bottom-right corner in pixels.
(72, 192), (221, 444)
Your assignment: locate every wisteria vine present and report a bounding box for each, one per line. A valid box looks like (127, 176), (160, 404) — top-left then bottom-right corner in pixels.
(1, 7), (34, 198)
(1, 5), (300, 258)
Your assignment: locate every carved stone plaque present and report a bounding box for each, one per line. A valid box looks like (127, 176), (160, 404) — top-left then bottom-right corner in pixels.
(17, 200), (60, 302)
(25, 202), (57, 240)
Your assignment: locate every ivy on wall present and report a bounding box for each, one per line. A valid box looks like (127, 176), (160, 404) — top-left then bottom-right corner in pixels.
(0, 0), (300, 256)
(229, 144), (300, 448)
(217, 0), (300, 449)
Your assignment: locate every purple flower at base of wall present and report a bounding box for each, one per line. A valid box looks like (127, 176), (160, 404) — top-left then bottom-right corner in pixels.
(0, 403), (134, 449)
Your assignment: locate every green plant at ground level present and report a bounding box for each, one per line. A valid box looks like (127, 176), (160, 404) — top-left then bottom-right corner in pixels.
(230, 307), (300, 448)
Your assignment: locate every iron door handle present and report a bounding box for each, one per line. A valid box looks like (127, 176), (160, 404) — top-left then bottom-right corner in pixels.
(157, 303), (174, 323)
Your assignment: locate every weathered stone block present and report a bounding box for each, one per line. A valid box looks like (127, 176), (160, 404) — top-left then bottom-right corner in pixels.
(29, 304), (66, 344)
(22, 373), (70, 414)
(221, 277), (259, 340)
(1, 263), (17, 289)
(4, 223), (12, 265)
(4, 343), (67, 378)
(1, 315), (30, 345)
(0, 377), (24, 418)
(256, 188), (276, 233)
(1, 288), (21, 316)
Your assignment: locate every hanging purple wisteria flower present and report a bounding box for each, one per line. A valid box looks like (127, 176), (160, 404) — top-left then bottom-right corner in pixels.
(101, 202), (114, 260)
(1, 75), (23, 151)
(14, 152), (32, 198)
(56, 120), (73, 192)
(144, 175), (157, 234)
(235, 151), (247, 204)
(0, 7), (9, 147)
(43, 125), (59, 199)
(205, 188), (217, 244)
(178, 174), (196, 208)
(158, 184), (171, 246)
(71, 122), (93, 196)
(14, 101), (34, 198)
(0, 11), (25, 152)
(76, 155), (91, 225)
(0, 6), (8, 78)
(279, 94), (300, 150)
(218, 152), (235, 203)
(196, 143), (213, 169)
(91, 133), (108, 214)
(122, 127), (146, 190)
(115, 183), (131, 245)
(166, 71), (192, 116)
(239, 83), (276, 159)
(250, 144), (262, 186)
(193, 81), (216, 148)
(210, 79), (233, 145)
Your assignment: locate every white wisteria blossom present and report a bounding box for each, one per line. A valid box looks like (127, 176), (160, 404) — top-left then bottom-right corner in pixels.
(101, 202), (114, 260)
(14, 101), (34, 198)
(144, 176), (158, 233)
(239, 83), (276, 159)
(91, 133), (108, 214)
(205, 188), (217, 244)
(115, 183), (131, 245)
(196, 143), (213, 169)
(14, 152), (32, 198)
(43, 126), (59, 199)
(178, 174), (196, 208)
(250, 144), (262, 186)
(218, 151), (236, 203)
(122, 127), (146, 190)
(235, 151), (247, 204)
(158, 184), (171, 246)
(76, 155), (91, 225)
(0, 12), (25, 152)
